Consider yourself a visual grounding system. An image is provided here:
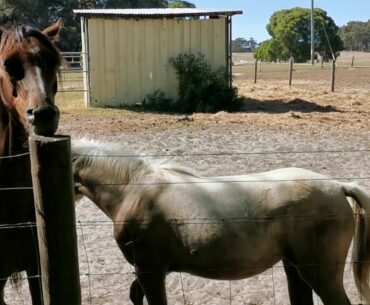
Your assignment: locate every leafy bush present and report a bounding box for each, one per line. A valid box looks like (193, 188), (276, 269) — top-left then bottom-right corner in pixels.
(142, 90), (175, 112)
(168, 53), (242, 113)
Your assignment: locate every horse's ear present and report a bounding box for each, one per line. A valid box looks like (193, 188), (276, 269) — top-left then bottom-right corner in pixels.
(42, 18), (62, 42)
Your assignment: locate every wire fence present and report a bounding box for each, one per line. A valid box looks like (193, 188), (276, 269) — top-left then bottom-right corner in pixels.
(3, 146), (370, 304)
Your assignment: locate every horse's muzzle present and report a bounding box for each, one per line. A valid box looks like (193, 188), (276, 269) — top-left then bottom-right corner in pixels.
(26, 105), (60, 136)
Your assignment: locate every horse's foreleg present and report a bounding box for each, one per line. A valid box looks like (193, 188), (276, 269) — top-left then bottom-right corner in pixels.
(283, 259), (313, 305)
(130, 278), (145, 305)
(136, 270), (167, 305)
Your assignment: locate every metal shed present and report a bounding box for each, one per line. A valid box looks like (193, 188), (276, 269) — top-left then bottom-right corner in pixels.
(74, 8), (243, 107)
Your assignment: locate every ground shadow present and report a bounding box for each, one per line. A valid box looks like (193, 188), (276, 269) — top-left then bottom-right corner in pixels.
(108, 98), (339, 115)
(241, 98), (340, 114)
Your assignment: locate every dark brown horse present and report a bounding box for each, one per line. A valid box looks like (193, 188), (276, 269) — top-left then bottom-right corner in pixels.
(0, 20), (62, 304)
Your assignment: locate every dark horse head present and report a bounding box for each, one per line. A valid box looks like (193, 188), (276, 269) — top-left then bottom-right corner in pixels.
(0, 19), (62, 154)
(0, 20), (63, 305)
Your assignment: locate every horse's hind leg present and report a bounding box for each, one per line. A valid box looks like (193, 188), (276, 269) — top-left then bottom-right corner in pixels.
(283, 259), (313, 305)
(296, 262), (351, 305)
(130, 278), (145, 305)
(136, 270), (167, 305)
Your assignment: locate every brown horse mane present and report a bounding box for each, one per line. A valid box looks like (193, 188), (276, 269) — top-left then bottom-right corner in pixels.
(0, 25), (62, 65)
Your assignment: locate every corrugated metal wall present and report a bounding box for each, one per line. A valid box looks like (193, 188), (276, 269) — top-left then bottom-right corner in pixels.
(86, 17), (227, 107)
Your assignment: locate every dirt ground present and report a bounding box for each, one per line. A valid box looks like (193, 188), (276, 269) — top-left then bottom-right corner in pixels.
(4, 63), (370, 304)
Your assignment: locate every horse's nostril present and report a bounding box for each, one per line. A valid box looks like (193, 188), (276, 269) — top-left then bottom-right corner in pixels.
(26, 108), (34, 116)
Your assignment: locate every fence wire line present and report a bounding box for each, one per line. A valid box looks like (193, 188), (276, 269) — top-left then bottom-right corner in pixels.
(2, 222), (366, 303)
(0, 152), (30, 160)
(73, 147), (370, 158)
(2, 261), (365, 285)
(4, 176), (370, 192)
(78, 221), (92, 305)
(17, 141), (370, 160)
(2, 213), (370, 230)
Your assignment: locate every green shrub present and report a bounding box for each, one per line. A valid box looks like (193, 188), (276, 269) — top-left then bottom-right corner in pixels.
(168, 53), (242, 113)
(142, 90), (175, 112)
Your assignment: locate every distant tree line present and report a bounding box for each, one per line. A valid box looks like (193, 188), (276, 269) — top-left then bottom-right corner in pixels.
(253, 7), (343, 63)
(232, 37), (258, 52)
(237, 7), (369, 63)
(0, 0), (195, 51)
(339, 21), (370, 51)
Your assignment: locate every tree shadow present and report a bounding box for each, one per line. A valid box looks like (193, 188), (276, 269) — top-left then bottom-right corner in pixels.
(241, 98), (340, 114)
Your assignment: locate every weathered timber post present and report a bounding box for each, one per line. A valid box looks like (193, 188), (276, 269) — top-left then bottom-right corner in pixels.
(29, 135), (81, 305)
(254, 60), (258, 84)
(331, 60), (336, 92)
(289, 57), (294, 86)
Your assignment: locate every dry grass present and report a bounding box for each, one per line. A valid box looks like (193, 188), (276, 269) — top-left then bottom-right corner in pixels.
(57, 51), (370, 137)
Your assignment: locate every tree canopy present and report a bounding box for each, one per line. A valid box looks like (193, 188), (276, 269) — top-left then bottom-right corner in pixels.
(339, 21), (370, 51)
(254, 7), (344, 62)
(232, 37), (258, 52)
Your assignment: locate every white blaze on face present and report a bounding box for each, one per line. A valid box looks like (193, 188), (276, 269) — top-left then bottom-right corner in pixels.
(23, 63), (47, 109)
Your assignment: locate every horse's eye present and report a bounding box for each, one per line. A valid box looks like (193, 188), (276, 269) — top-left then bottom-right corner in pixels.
(4, 55), (25, 81)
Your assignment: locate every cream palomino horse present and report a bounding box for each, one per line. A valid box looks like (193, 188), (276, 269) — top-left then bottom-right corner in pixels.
(72, 139), (370, 305)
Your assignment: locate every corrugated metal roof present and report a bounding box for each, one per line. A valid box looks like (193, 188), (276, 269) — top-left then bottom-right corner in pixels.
(73, 8), (243, 18)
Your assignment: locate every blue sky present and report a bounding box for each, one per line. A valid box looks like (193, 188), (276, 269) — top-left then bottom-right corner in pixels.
(191, 0), (370, 42)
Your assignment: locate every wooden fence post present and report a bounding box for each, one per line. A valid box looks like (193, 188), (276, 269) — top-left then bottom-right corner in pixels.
(29, 135), (81, 305)
(254, 60), (258, 84)
(289, 57), (294, 86)
(331, 60), (336, 92)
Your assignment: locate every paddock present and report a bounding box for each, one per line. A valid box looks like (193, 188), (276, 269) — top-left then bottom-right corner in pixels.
(4, 68), (370, 304)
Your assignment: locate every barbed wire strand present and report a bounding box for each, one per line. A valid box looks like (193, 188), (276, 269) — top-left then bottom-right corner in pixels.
(78, 221), (92, 305)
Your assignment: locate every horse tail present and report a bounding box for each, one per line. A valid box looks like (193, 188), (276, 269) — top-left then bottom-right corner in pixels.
(342, 182), (370, 303)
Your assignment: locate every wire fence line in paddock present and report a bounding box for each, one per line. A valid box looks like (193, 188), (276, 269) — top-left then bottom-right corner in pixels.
(233, 56), (370, 94)
(1, 218), (367, 304)
(3, 147), (370, 304)
(57, 52), (87, 94)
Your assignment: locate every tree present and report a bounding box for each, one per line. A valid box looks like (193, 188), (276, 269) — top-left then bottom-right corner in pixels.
(168, 0), (195, 8)
(232, 37), (258, 52)
(253, 39), (289, 62)
(256, 7), (344, 62)
(0, 0), (195, 51)
(232, 38), (248, 52)
(339, 21), (370, 51)
(104, 0), (168, 8)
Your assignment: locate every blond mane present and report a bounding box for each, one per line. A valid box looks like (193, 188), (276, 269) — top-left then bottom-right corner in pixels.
(71, 138), (199, 184)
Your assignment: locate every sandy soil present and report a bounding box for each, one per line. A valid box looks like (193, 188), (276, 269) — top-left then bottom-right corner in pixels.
(4, 71), (370, 304)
